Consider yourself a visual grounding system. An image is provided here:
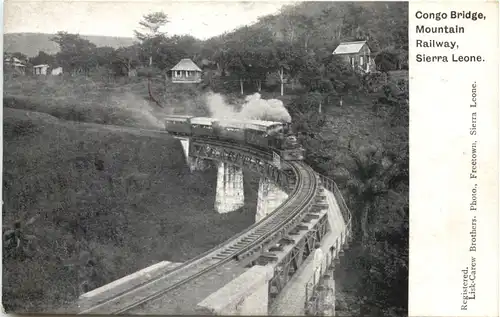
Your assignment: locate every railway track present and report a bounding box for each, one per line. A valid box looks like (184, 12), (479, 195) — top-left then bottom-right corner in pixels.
(79, 138), (320, 315)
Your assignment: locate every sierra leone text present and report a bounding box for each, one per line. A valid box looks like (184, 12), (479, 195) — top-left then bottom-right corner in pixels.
(414, 10), (486, 63)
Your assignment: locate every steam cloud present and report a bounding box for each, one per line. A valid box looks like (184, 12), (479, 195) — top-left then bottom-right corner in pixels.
(205, 92), (292, 123)
(106, 90), (292, 131)
(109, 92), (167, 129)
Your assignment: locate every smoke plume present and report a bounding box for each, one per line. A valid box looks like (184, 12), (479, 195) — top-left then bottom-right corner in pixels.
(205, 92), (292, 123)
(109, 92), (165, 129)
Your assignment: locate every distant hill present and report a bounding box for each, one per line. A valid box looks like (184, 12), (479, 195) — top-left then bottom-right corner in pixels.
(4, 33), (137, 57)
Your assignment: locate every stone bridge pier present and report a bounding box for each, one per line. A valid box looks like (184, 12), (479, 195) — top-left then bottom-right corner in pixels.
(215, 162), (245, 213)
(214, 164), (289, 217)
(178, 137), (210, 171)
(256, 178), (288, 222)
(177, 137), (287, 216)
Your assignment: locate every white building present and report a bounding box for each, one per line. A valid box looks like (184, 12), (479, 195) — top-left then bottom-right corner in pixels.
(170, 58), (202, 83)
(33, 64), (50, 75)
(51, 67), (63, 75)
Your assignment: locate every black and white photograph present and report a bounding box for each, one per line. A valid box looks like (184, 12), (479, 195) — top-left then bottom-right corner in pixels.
(3, 1), (409, 315)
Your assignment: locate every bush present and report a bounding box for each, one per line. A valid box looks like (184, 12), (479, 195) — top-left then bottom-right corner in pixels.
(363, 72), (388, 93)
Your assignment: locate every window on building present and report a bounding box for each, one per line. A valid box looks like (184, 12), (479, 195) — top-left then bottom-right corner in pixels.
(350, 57), (354, 66)
(360, 56), (364, 66)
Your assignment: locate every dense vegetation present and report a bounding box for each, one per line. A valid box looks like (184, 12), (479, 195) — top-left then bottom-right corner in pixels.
(4, 2), (408, 316)
(2, 107), (261, 313)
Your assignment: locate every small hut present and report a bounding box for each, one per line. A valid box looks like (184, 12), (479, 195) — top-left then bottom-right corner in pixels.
(170, 58), (202, 83)
(4, 57), (26, 75)
(33, 64), (50, 75)
(332, 41), (376, 73)
(51, 67), (63, 75)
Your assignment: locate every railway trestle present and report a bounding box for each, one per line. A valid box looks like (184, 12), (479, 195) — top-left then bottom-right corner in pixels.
(190, 140), (294, 191)
(75, 135), (352, 316)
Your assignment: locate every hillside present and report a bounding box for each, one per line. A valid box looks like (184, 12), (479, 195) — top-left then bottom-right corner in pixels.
(4, 33), (137, 57)
(204, 2), (408, 56)
(2, 106), (261, 313)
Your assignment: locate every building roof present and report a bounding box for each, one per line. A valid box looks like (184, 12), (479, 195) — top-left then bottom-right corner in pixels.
(332, 41), (369, 55)
(170, 59), (202, 72)
(33, 64), (50, 68)
(5, 57), (26, 66)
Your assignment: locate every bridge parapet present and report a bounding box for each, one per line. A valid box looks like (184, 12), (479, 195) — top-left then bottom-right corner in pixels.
(78, 261), (182, 312)
(303, 174), (353, 316)
(196, 265), (274, 315)
(318, 175), (352, 235)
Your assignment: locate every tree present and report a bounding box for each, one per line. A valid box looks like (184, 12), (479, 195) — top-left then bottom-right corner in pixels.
(50, 32), (98, 75)
(111, 44), (141, 76)
(29, 51), (55, 66)
(94, 46), (115, 68)
(270, 42), (303, 96)
(324, 56), (362, 106)
(134, 12), (169, 66)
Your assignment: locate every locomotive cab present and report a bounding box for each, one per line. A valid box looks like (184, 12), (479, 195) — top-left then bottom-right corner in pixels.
(278, 123), (305, 161)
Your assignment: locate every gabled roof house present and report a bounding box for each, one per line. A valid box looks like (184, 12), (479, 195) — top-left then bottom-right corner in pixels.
(332, 40), (376, 73)
(170, 58), (202, 83)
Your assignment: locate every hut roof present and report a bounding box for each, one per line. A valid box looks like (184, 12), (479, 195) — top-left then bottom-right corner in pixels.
(170, 59), (202, 72)
(332, 41), (368, 55)
(5, 57), (26, 66)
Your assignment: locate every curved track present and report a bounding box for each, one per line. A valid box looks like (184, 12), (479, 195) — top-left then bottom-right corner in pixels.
(78, 134), (320, 315)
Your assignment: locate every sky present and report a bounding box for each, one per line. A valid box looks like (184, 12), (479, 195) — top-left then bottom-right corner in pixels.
(3, 0), (292, 40)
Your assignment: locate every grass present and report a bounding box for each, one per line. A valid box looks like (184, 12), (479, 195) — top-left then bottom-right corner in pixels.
(3, 74), (210, 126)
(2, 76), (261, 313)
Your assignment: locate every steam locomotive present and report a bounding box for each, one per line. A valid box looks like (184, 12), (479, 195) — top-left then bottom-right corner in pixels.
(164, 115), (305, 161)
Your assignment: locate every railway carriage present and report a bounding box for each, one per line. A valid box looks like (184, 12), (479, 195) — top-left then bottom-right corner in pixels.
(191, 117), (216, 138)
(244, 120), (284, 149)
(164, 115), (193, 136)
(214, 119), (246, 143)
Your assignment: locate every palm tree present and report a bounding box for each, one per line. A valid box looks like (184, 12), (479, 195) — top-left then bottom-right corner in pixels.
(344, 145), (398, 246)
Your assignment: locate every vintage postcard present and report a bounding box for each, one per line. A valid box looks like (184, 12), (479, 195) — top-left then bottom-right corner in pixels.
(1, 0), (498, 316)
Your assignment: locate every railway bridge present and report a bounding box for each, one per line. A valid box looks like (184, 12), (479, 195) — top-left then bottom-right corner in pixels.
(76, 134), (353, 316)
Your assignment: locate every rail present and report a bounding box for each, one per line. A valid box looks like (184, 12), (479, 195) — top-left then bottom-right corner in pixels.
(79, 138), (319, 314)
